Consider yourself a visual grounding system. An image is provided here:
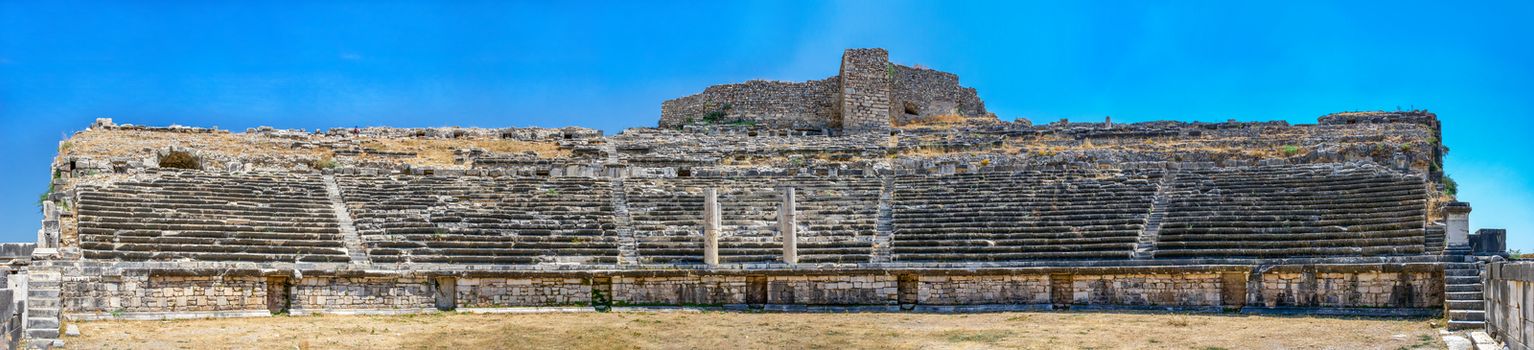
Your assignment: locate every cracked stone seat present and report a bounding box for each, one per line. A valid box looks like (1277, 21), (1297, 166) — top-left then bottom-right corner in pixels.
(1154, 165), (1427, 258)
(337, 174), (619, 265)
(77, 170), (350, 263)
(890, 169), (1161, 261)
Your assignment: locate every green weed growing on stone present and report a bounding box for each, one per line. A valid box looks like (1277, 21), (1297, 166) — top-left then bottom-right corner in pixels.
(1281, 145), (1301, 156)
(1442, 174), (1458, 196)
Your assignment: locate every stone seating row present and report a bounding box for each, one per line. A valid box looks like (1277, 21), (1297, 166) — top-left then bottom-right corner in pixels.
(77, 170), (350, 262)
(1156, 165), (1427, 258)
(336, 175), (619, 264)
(624, 176), (881, 263)
(890, 170), (1163, 261)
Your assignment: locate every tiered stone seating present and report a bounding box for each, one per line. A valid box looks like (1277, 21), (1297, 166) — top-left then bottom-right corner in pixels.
(77, 171), (349, 262)
(891, 170), (1160, 261)
(337, 175), (618, 265)
(782, 177), (881, 263)
(625, 176), (877, 264)
(1155, 165), (1426, 258)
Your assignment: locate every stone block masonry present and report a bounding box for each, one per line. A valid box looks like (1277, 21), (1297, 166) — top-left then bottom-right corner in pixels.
(293, 276), (436, 311)
(839, 48), (894, 131)
(63, 275), (269, 313)
(50, 263), (1449, 327)
(658, 48), (991, 131)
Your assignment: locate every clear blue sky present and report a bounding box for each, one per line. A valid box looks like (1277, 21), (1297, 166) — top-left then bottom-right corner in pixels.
(2, 1), (1531, 249)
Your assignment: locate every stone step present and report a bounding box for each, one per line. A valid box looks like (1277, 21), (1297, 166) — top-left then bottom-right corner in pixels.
(1447, 276), (1481, 284)
(27, 317), (58, 329)
(1448, 300), (1484, 310)
(26, 328), (60, 339)
(28, 298), (60, 309)
(1449, 310), (1486, 322)
(1446, 268), (1480, 276)
(1448, 320), (1484, 331)
(27, 307), (59, 317)
(1447, 284), (1484, 293)
(1448, 292), (1485, 301)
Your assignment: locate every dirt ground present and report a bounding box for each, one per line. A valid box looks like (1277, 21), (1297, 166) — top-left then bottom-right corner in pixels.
(68, 311), (1444, 349)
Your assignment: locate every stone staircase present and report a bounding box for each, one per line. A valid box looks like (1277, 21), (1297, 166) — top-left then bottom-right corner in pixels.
(1424, 226), (1446, 255)
(871, 175), (895, 263)
(1133, 172), (1175, 259)
(1445, 261), (1485, 330)
(611, 178), (639, 265)
(323, 174), (372, 265)
(24, 251), (68, 349)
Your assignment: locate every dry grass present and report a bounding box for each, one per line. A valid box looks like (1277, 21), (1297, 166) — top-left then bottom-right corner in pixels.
(59, 129), (332, 164)
(69, 311), (1442, 350)
(358, 137), (569, 166)
(898, 114), (971, 128)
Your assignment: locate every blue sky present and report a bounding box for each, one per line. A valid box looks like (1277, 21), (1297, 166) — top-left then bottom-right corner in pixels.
(1, 1), (1531, 248)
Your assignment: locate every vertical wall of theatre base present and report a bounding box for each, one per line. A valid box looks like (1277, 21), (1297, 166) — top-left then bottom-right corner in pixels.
(57, 263), (1445, 317)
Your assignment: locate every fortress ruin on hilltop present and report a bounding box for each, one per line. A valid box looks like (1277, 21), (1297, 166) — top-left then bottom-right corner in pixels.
(1, 48), (1509, 348)
(661, 48), (993, 131)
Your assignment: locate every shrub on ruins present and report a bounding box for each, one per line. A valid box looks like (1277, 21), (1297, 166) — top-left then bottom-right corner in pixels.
(158, 150), (201, 170)
(1281, 145), (1302, 157)
(1442, 174), (1458, 196)
(699, 103), (733, 124)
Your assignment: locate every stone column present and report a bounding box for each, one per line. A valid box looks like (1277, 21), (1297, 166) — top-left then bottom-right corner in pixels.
(40, 201), (59, 248)
(703, 188), (720, 267)
(780, 187), (798, 265)
(1445, 201), (1472, 249)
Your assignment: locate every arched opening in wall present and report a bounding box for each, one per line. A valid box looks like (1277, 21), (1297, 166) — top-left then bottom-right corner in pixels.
(903, 101), (920, 116)
(563, 133), (574, 140)
(501, 131), (516, 139)
(158, 151), (201, 170)
(677, 168), (692, 177)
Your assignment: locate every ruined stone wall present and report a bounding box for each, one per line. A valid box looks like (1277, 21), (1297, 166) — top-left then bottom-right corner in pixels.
(1486, 262), (1534, 349)
(293, 276), (435, 310)
(916, 275), (1050, 305)
(659, 78), (839, 130)
(1257, 271), (1442, 308)
(1072, 273), (1225, 307)
(457, 277), (591, 307)
(611, 275), (748, 305)
(891, 65), (989, 123)
(839, 48), (894, 131)
(765, 275), (898, 305)
(64, 274), (269, 313)
(59, 267), (1446, 316)
(658, 49), (993, 131)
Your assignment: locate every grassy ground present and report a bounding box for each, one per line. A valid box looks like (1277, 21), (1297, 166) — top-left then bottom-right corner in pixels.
(69, 311), (1443, 349)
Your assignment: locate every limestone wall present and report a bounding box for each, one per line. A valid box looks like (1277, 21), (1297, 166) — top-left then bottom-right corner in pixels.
(1257, 270), (1441, 308)
(611, 275), (747, 305)
(891, 65), (988, 123)
(64, 274), (269, 313)
(1072, 273), (1225, 307)
(839, 48), (893, 131)
(292, 276), (436, 310)
(1482, 262), (1530, 349)
(916, 275), (1049, 305)
(59, 265), (1446, 317)
(457, 277), (590, 307)
(659, 78), (839, 130)
(765, 275), (898, 305)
